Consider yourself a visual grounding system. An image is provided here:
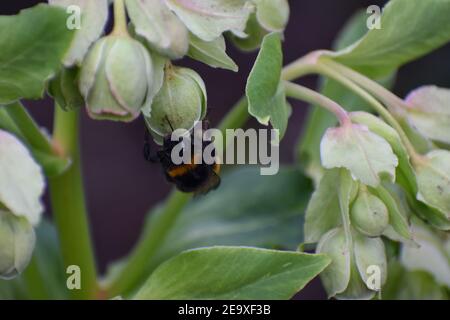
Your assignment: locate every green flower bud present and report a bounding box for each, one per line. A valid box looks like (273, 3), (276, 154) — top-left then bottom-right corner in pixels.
(144, 65), (207, 137)
(0, 210), (35, 280)
(79, 35), (156, 122)
(351, 187), (389, 237)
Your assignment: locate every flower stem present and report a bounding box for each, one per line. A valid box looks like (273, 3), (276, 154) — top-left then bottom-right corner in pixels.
(22, 256), (48, 299)
(279, 52), (422, 163)
(5, 101), (53, 153)
(284, 81), (351, 126)
(320, 59), (408, 116)
(112, 0), (128, 36)
(215, 96), (248, 155)
(108, 191), (191, 297)
(48, 107), (98, 299)
(313, 61), (421, 163)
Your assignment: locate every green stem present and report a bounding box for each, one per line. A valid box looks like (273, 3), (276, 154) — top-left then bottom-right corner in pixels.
(279, 53), (421, 163)
(215, 97), (248, 155)
(108, 191), (191, 297)
(112, 0), (128, 36)
(5, 101), (53, 153)
(48, 107), (98, 299)
(321, 59), (408, 116)
(313, 61), (421, 163)
(22, 256), (48, 300)
(107, 97), (251, 298)
(284, 81), (351, 126)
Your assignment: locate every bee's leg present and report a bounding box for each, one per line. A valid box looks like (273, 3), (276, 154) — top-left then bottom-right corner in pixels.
(143, 129), (159, 163)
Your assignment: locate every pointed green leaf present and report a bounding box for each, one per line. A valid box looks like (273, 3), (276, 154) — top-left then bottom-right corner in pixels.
(0, 4), (75, 104)
(246, 33), (289, 140)
(188, 34), (238, 71)
(329, 0), (450, 77)
(134, 246), (330, 300)
(108, 166), (312, 292)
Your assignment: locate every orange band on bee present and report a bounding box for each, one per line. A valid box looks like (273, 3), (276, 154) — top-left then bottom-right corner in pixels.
(167, 163), (198, 178)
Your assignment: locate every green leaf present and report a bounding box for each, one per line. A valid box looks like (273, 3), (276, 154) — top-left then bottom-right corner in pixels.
(252, 0), (289, 32)
(320, 123), (398, 187)
(297, 10), (396, 183)
(0, 130), (44, 225)
(146, 166), (312, 273)
(246, 33), (289, 140)
(165, 0), (253, 42)
(329, 0), (450, 77)
(0, 220), (69, 299)
(134, 246), (330, 300)
(404, 86), (450, 145)
(49, 0), (108, 66)
(188, 34), (238, 71)
(125, 0), (189, 59)
(0, 4), (75, 104)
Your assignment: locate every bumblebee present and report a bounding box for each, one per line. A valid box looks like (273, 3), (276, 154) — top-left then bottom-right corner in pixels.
(144, 119), (221, 195)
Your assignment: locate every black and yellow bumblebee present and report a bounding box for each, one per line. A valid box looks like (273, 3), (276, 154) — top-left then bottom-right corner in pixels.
(144, 119), (221, 195)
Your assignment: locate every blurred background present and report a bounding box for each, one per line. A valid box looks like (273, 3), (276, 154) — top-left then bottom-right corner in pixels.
(2, 0), (450, 299)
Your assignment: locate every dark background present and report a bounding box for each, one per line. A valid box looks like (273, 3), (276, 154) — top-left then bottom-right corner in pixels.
(2, 0), (450, 299)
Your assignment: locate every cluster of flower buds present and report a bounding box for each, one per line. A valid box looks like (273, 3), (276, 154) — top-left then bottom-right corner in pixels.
(305, 81), (450, 299)
(0, 130), (44, 279)
(47, 0), (290, 137)
(0, 0), (291, 282)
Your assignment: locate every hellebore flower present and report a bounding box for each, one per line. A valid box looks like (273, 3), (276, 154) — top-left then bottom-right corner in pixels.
(79, 35), (158, 122)
(317, 227), (387, 300)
